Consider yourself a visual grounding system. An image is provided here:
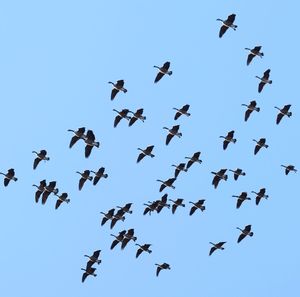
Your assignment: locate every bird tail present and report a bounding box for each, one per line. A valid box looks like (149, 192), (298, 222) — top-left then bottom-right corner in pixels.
(54, 188), (59, 195)
(269, 80), (273, 84)
(249, 232), (254, 237)
(13, 177), (18, 181)
(168, 71), (173, 76)
(95, 142), (100, 148)
(256, 107), (260, 112)
(201, 206), (205, 211)
(224, 174), (228, 181)
(66, 199), (71, 203)
(104, 174), (108, 178)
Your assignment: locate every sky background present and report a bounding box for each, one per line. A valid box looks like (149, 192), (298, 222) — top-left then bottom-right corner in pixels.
(0, 1), (299, 296)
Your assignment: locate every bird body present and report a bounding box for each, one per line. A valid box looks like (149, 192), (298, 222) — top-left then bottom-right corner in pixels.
(42, 181), (58, 204)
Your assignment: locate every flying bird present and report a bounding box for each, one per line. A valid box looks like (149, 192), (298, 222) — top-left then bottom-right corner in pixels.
(242, 100), (260, 122)
(217, 14), (237, 38)
(32, 179), (47, 203)
(143, 200), (159, 216)
(171, 163), (188, 178)
(32, 150), (50, 170)
(274, 104), (292, 125)
(251, 188), (269, 205)
(116, 203), (133, 214)
(155, 263), (171, 276)
(81, 265), (97, 283)
(67, 127), (86, 148)
(169, 198), (185, 214)
(245, 46), (264, 65)
(209, 242), (226, 256)
(121, 228), (137, 250)
(237, 225), (254, 243)
(173, 104), (191, 120)
(76, 170), (93, 191)
(84, 130), (99, 158)
(163, 125), (182, 145)
(91, 167), (108, 186)
(113, 109), (131, 127)
(128, 108), (146, 126)
(84, 250), (102, 269)
(156, 194), (170, 213)
(153, 61), (172, 83)
(135, 244), (152, 258)
(108, 80), (127, 100)
(110, 230), (126, 250)
(281, 164), (297, 175)
(232, 192), (251, 209)
(42, 181), (58, 205)
(189, 199), (206, 216)
(110, 209), (126, 229)
(229, 168), (246, 181)
(137, 145), (155, 163)
(185, 152), (202, 169)
(211, 169), (228, 189)
(156, 177), (176, 192)
(0, 168), (18, 187)
(256, 69), (272, 93)
(54, 192), (70, 209)
(253, 138), (268, 155)
(100, 208), (115, 226)
(220, 130), (237, 150)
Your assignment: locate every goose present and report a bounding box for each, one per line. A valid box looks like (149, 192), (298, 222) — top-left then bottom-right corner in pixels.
(252, 188), (269, 205)
(217, 14), (237, 38)
(209, 242), (226, 256)
(110, 209), (126, 229)
(155, 263), (171, 276)
(189, 199), (205, 216)
(256, 69), (272, 93)
(84, 130), (100, 158)
(237, 224), (253, 243)
(32, 150), (50, 170)
(171, 163), (188, 178)
(169, 198), (185, 214)
(242, 100), (260, 122)
(153, 61), (172, 83)
(81, 265), (97, 283)
(128, 108), (146, 126)
(253, 138), (268, 155)
(137, 145), (155, 163)
(91, 167), (108, 186)
(32, 179), (47, 203)
(163, 125), (182, 145)
(143, 200), (159, 215)
(185, 152), (202, 169)
(135, 244), (152, 258)
(108, 80), (127, 100)
(54, 192), (70, 209)
(100, 208), (115, 226)
(173, 104), (191, 120)
(232, 192), (251, 209)
(42, 181), (58, 205)
(110, 230), (126, 250)
(156, 177), (176, 192)
(76, 170), (93, 191)
(0, 168), (18, 187)
(117, 203), (133, 214)
(281, 164), (297, 175)
(156, 194), (170, 213)
(245, 46), (264, 65)
(67, 127), (86, 148)
(121, 228), (137, 250)
(275, 104), (292, 125)
(84, 250), (101, 269)
(211, 169), (228, 189)
(229, 168), (246, 181)
(220, 130), (236, 150)
(113, 109), (131, 128)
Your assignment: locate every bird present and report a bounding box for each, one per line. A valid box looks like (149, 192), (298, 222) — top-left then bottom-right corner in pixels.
(91, 167), (108, 186)
(156, 194), (170, 213)
(163, 125), (182, 145)
(153, 61), (172, 83)
(256, 69), (272, 93)
(121, 228), (137, 250)
(171, 163), (188, 178)
(84, 250), (101, 269)
(237, 225), (254, 243)
(76, 170), (93, 191)
(155, 263), (171, 276)
(209, 242), (226, 256)
(113, 109), (131, 127)
(229, 168), (246, 181)
(110, 230), (126, 250)
(0, 168), (18, 187)
(32, 179), (47, 203)
(232, 192), (251, 209)
(173, 104), (191, 120)
(100, 208), (115, 226)
(274, 104), (292, 125)
(220, 130), (236, 150)
(242, 100), (260, 122)
(81, 265), (97, 283)
(128, 108), (146, 126)
(143, 200), (159, 215)
(32, 150), (50, 170)
(281, 164), (297, 175)
(42, 181), (58, 205)
(108, 80), (127, 100)
(253, 138), (268, 155)
(137, 145), (155, 163)
(67, 127), (86, 148)
(116, 203), (133, 214)
(189, 199), (205, 215)
(169, 198), (185, 214)
(135, 244), (152, 258)
(185, 152), (202, 169)
(84, 130), (99, 158)
(110, 209), (126, 229)
(211, 169), (228, 189)
(252, 188), (269, 205)
(245, 46), (264, 65)
(54, 192), (70, 209)
(217, 14), (237, 38)
(156, 177), (176, 192)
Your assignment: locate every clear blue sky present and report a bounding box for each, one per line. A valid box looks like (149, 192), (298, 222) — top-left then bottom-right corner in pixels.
(0, 1), (299, 296)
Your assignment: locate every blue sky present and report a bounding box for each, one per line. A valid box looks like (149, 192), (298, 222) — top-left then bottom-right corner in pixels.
(0, 1), (299, 296)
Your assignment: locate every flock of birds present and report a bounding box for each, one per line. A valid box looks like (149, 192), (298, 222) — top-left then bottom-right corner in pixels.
(1, 12), (297, 283)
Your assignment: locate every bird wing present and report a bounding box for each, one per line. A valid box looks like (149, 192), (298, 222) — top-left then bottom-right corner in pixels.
(136, 248), (143, 258)
(146, 145), (154, 153)
(137, 153), (146, 163)
(258, 81), (265, 93)
(159, 183), (166, 192)
(110, 239), (119, 250)
(110, 218), (118, 229)
(212, 175), (221, 189)
(263, 69), (270, 79)
(236, 198), (243, 209)
(285, 168), (289, 175)
(284, 104), (291, 111)
(35, 190), (43, 203)
(128, 116), (138, 127)
(166, 133), (174, 145)
(223, 140), (229, 150)
(219, 25), (229, 38)
(182, 104), (190, 112)
(81, 272), (88, 283)
(33, 157), (42, 170)
(116, 80), (124, 88)
(143, 207), (151, 215)
(101, 217), (108, 226)
(163, 61), (170, 70)
(114, 115), (122, 127)
(154, 71), (164, 83)
(85, 145), (93, 158)
(256, 196), (262, 205)
(93, 176), (100, 186)
(174, 111), (181, 120)
(92, 250), (100, 259)
(55, 199), (64, 209)
(171, 204), (178, 214)
(42, 191), (51, 205)
(276, 113), (284, 125)
(186, 160), (193, 169)
(79, 178), (86, 191)
(209, 246), (217, 256)
(172, 125), (180, 132)
(156, 266), (162, 277)
(245, 225), (252, 231)
(227, 14), (236, 23)
(174, 168), (180, 178)
(237, 233), (246, 243)
(244, 109), (253, 121)
(121, 238), (130, 250)
(219, 169), (227, 175)
(86, 130), (95, 141)
(247, 53), (255, 66)
(189, 206), (197, 216)
(69, 135), (80, 148)
(111, 88), (119, 100)
(254, 144), (261, 155)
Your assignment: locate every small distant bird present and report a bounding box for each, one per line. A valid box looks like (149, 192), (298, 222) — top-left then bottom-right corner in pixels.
(163, 125), (182, 145)
(116, 203), (133, 214)
(91, 167), (108, 186)
(229, 168), (246, 181)
(156, 194), (170, 213)
(108, 80), (127, 100)
(189, 199), (206, 216)
(0, 168), (18, 187)
(156, 177), (176, 192)
(84, 250), (101, 269)
(171, 163), (188, 178)
(32, 150), (50, 170)
(173, 104), (191, 120)
(42, 181), (58, 205)
(237, 224), (254, 243)
(232, 192), (251, 209)
(143, 200), (159, 216)
(113, 109), (131, 128)
(245, 46), (264, 65)
(54, 192), (70, 209)
(242, 100), (260, 122)
(135, 244), (152, 258)
(121, 228), (137, 250)
(137, 145), (155, 163)
(32, 179), (47, 203)
(84, 130), (100, 158)
(76, 170), (92, 191)
(209, 242), (226, 256)
(81, 265), (97, 283)
(67, 127), (86, 148)
(100, 208), (115, 226)
(220, 130), (236, 150)
(153, 61), (172, 83)
(155, 263), (171, 276)
(128, 108), (146, 126)
(110, 230), (126, 250)
(110, 209), (126, 229)
(253, 138), (268, 155)
(217, 13), (237, 38)
(251, 188), (269, 205)
(256, 69), (272, 93)
(169, 198), (185, 214)
(274, 104), (292, 125)
(211, 169), (228, 189)
(281, 164), (297, 175)
(185, 152), (202, 169)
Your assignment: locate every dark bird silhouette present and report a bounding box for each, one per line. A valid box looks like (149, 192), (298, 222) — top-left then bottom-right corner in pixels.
(185, 152), (202, 169)
(156, 177), (176, 192)
(156, 194), (170, 213)
(137, 145), (155, 163)
(100, 208), (115, 226)
(256, 69), (272, 93)
(245, 46), (264, 65)
(67, 127), (86, 148)
(211, 169), (228, 189)
(91, 167), (108, 186)
(217, 14), (237, 38)
(76, 170), (92, 191)
(229, 168), (246, 181)
(54, 192), (70, 209)
(108, 80), (127, 100)
(113, 109), (131, 127)
(0, 168), (18, 187)
(143, 200), (159, 215)
(275, 104), (292, 125)
(163, 125), (182, 145)
(237, 225), (254, 243)
(155, 263), (171, 276)
(253, 138), (268, 155)
(110, 230), (126, 250)
(153, 61), (172, 83)
(32, 150), (50, 170)
(110, 209), (126, 229)
(173, 104), (190, 120)
(220, 130), (236, 150)
(172, 163), (187, 178)
(84, 250), (101, 269)
(169, 198), (185, 214)
(32, 179), (47, 203)
(189, 199), (205, 216)
(81, 265), (97, 283)
(242, 100), (260, 122)
(252, 188), (269, 205)
(232, 192), (251, 209)
(42, 181), (58, 205)
(135, 244), (152, 258)
(84, 130), (99, 158)
(281, 164), (297, 175)
(209, 242), (226, 256)
(121, 228), (137, 250)
(117, 203), (133, 214)
(128, 108), (146, 126)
